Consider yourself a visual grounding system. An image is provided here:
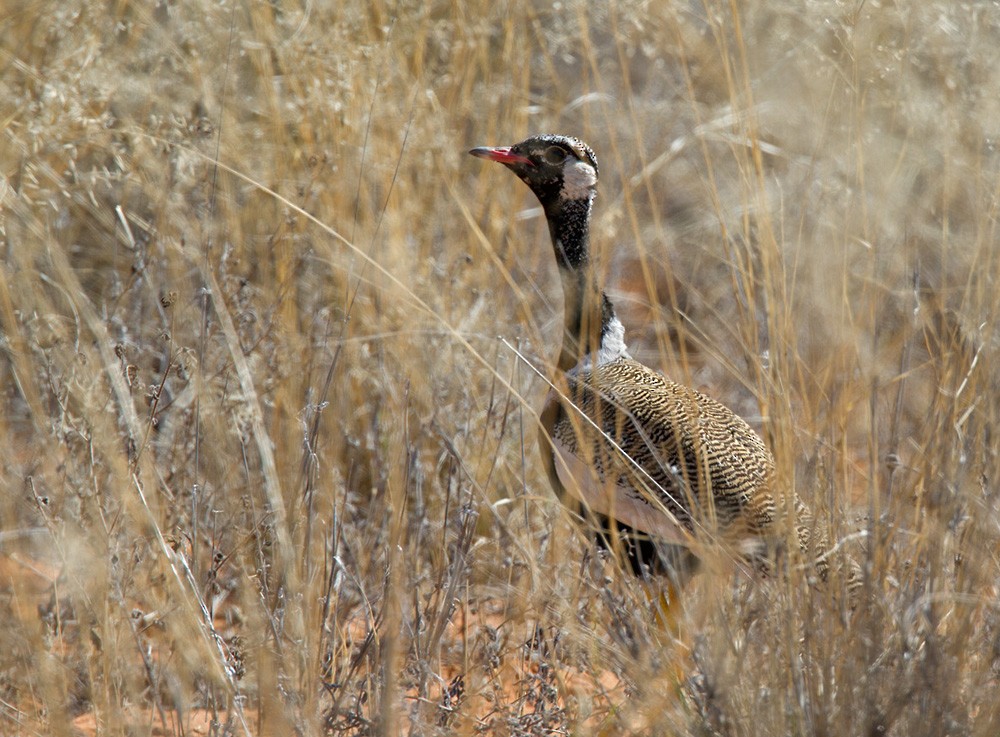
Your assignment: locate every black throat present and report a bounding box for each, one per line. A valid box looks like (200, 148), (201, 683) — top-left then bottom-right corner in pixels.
(543, 195), (621, 371)
(545, 196), (593, 270)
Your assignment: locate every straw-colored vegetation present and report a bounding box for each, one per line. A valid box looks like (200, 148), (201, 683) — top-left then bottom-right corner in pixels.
(2, 0), (999, 734)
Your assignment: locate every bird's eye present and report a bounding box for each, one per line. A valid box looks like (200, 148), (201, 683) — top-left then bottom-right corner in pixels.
(543, 146), (568, 164)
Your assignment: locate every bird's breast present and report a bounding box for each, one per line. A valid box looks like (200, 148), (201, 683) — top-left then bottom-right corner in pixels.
(551, 437), (691, 546)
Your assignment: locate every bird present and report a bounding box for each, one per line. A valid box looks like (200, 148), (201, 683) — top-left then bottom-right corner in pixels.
(470, 134), (827, 586)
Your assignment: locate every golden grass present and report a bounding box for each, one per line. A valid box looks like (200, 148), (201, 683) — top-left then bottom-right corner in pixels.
(1, 0), (999, 734)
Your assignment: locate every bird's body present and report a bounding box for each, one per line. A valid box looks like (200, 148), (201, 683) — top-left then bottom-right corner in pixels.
(551, 357), (777, 548)
(471, 134), (816, 578)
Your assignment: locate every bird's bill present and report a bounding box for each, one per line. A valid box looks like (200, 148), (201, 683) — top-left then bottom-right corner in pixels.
(469, 146), (533, 166)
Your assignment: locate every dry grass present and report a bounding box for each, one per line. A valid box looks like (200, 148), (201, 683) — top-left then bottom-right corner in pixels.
(2, 0), (999, 734)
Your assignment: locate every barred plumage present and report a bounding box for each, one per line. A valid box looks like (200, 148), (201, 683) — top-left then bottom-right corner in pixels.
(551, 357), (778, 547)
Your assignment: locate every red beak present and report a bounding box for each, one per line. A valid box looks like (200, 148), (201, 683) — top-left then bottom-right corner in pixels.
(469, 146), (533, 166)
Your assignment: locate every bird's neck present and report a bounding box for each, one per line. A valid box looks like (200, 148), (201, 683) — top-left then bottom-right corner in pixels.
(545, 196), (628, 372)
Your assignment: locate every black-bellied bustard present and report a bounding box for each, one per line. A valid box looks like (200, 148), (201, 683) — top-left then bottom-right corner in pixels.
(470, 135), (829, 596)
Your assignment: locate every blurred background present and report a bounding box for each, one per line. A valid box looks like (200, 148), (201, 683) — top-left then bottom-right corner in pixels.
(2, 0), (998, 734)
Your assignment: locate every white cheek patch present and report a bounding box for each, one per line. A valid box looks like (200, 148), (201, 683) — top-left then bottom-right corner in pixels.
(560, 159), (598, 200)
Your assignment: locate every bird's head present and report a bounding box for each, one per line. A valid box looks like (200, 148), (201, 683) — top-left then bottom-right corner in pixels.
(469, 134), (599, 207)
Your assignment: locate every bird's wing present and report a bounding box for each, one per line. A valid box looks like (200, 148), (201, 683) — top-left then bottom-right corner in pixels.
(551, 358), (778, 543)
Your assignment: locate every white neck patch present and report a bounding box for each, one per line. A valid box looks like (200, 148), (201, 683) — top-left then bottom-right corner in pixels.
(571, 315), (630, 374)
(597, 315), (629, 365)
(560, 159), (598, 200)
